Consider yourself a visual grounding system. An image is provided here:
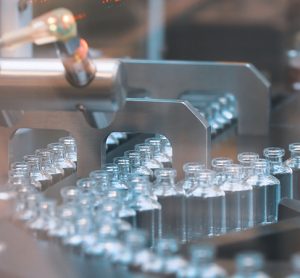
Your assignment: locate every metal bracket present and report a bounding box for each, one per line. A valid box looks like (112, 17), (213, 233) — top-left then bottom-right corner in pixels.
(0, 99), (209, 182)
(122, 60), (271, 135)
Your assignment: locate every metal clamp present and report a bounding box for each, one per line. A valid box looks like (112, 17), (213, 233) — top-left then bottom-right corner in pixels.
(122, 60), (271, 135)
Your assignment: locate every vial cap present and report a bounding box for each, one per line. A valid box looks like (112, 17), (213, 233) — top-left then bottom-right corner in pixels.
(236, 251), (264, 272)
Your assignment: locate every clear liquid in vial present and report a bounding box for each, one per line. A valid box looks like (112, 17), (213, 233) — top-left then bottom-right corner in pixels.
(136, 209), (161, 247)
(252, 184), (280, 225)
(274, 172), (293, 199)
(186, 195), (224, 241)
(157, 195), (184, 241)
(224, 189), (253, 232)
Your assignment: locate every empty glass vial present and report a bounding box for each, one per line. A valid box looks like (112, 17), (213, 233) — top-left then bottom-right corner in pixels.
(89, 170), (111, 206)
(8, 169), (40, 192)
(35, 149), (64, 184)
(145, 138), (172, 168)
(246, 159), (280, 225)
(233, 252), (270, 278)
(63, 214), (94, 253)
(142, 239), (187, 275)
(264, 147), (293, 199)
(28, 199), (56, 239)
(238, 152), (260, 180)
(156, 134), (173, 160)
(124, 150), (152, 180)
(113, 157), (131, 185)
(106, 189), (136, 227)
(285, 143), (300, 200)
(177, 244), (227, 278)
(102, 163), (128, 193)
(221, 164), (253, 232)
(24, 155), (53, 191)
(129, 179), (161, 247)
(47, 143), (76, 177)
(76, 178), (97, 193)
(17, 192), (43, 223)
(211, 157), (233, 187)
(135, 143), (163, 176)
(153, 168), (184, 241)
(178, 162), (205, 194)
(113, 229), (154, 267)
(186, 169), (225, 241)
(60, 186), (80, 205)
(58, 136), (77, 164)
(287, 253), (300, 278)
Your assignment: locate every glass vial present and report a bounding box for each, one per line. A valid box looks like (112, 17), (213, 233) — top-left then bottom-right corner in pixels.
(221, 164), (253, 232)
(246, 159), (280, 225)
(285, 143), (300, 200)
(233, 251), (270, 278)
(177, 244), (227, 278)
(153, 168), (184, 241)
(264, 147), (293, 199)
(186, 169), (225, 241)
(237, 152), (259, 180)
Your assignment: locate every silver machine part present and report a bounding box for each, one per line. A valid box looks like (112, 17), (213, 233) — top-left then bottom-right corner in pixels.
(0, 59), (125, 115)
(0, 58), (270, 183)
(122, 60), (271, 136)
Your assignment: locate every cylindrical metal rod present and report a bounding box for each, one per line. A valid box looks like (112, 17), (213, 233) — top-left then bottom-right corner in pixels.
(0, 58), (126, 112)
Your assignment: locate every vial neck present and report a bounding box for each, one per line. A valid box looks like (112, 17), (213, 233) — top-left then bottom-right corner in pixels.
(291, 152), (300, 164)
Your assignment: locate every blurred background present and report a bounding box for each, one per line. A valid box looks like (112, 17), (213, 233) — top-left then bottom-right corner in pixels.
(26, 0), (300, 90)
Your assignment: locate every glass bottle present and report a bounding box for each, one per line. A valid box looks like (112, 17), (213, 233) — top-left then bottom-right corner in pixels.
(186, 169), (225, 241)
(8, 169), (40, 192)
(264, 147), (293, 199)
(63, 214), (94, 253)
(89, 169), (111, 207)
(129, 179), (161, 247)
(221, 164), (253, 232)
(211, 157), (233, 187)
(285, 143), (300, 200)
(24, 155), (52, 190)
(145, 138), (172, 168)
(35, 149), (64, 184)
(106, 189), (136, 227)
(246, 159), (280, 225)
(76, 177), (97, 193)
(52, 204), (78, 245)
(177, 162), (205, 194)
(155, 134), (173, 160)
(177, 244), (227, 278)
(124, 150), (152, 180)
(238, 152), (260, 180)
(113, 157), (131, 185)
(47, 143), (76, 177)
(153, 168), (184, 241)
(135, 143), (163, 178)
(58, 136), (77, 164)
(142, 239), (187, 275)
(113, 229), (155, 269)
(102, 163), (128, 193)
(233, 252), (270, 278)
(287, 253), (300, 278)
(60, 186), (80, 204)
(16, 192), (43, 223)
(28, 199), (56, 240)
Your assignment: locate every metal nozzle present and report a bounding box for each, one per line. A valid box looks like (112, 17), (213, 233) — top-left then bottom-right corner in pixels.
(0, 8), (96, 87)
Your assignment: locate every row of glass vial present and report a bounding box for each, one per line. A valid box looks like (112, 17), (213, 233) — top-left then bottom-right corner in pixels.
(10, 136), (77, 191)
(181, 92), (237, 136)
(152, 143), (300, 243)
